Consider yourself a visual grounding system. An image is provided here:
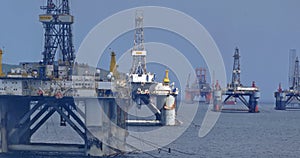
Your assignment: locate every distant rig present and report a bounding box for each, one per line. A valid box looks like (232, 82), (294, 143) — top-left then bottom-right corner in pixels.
(184, 47), (260, 113)
(185, 67), (212, 104)
(0, 0), (179, 157)
(275, 49), (300, 110)
(212, 48), (260, 113)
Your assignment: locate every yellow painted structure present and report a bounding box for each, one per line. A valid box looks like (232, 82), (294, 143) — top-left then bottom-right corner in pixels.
(0, 49), (5, 77)
(163, 69), (170, 84)
(109, 51), (116, 73)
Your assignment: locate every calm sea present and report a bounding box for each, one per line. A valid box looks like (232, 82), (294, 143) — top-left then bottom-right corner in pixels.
(1, 102), (300, 158)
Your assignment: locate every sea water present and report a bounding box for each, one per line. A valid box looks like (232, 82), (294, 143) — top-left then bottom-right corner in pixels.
(123, 102), (300, 158)
(2, 102), (300, 158)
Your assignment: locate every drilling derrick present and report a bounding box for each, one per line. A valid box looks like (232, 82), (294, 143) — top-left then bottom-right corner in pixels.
(291, 57), (300, 91)
(197, 68), (206, 84)
(196, 68), (211, 101)
(130, 10), (147, 75)
(39, 0), (75, 67)
(289, 49), (297, 88)
(231, 47), (241, 89)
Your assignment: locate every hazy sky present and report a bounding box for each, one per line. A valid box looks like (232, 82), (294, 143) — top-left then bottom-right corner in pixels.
(0, 0), (299, 102)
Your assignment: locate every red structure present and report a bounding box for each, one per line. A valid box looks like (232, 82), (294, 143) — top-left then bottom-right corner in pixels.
(185, 67), (212, 104)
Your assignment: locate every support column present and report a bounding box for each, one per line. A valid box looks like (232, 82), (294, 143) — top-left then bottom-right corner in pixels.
(85, 98), (104, 156)
(1, 103), (8, 153)
(249, 91), (260, 113)
(213, 90), (222, 112)
(184, 91), (193, 103)
(161, 95), (176, 126)
(205, 92), (212, 104)
(275, 92), (286, 110)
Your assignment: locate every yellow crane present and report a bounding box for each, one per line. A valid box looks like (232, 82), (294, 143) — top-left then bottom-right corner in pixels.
(109, 51), (116, 73)
(163, 69), (170, 84)
(109, 51), (119, 79)
(0, 49), (5, 77)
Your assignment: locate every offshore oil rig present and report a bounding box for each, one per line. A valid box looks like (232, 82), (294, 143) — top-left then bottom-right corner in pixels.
(275, 49), (300, 110)
(213, 48), (260, 113)
(0, 0), (129, 156)
(184, 67), (211, 104)
(124, 11), (179, 126)
(0, 1), (179, 157)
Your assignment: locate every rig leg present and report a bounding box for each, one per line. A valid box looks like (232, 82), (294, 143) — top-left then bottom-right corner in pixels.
(249, 92), (260, 113)
(184, 91), (193, 104)
(205, 92), (212, 104)
(274, 92), (286, 110)
(85, 98), (105, 156)
(213, 90), (222, 112)
(161, 95), (176, 126)
(0, 103), (7, 153)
